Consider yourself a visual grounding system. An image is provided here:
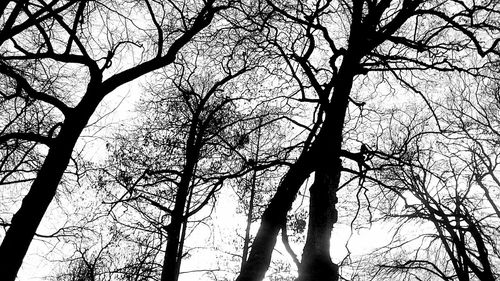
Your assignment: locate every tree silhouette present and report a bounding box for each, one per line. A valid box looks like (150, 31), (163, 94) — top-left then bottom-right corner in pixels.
(235, 1), (500, 281)
(1, 1), (500, 280)
(0, 1), (231, 279)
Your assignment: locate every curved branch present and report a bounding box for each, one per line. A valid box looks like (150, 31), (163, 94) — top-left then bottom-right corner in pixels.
(281, 223), (301, 270)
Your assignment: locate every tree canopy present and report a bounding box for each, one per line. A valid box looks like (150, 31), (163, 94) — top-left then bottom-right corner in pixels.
(1, 1), (500, 281)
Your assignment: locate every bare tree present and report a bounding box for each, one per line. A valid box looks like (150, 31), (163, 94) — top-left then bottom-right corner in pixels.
(364, 70), (500, 281)
(0, 1), (233, 279)
(2, 1), (500, 280)
(234, 1), (500, 281)
(98, 44), (289, 281)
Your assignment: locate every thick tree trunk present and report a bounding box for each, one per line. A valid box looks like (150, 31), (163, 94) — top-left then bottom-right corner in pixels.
(0, 143), (75, 280)
(295, 121), (343, 281)
(297, 164), (340, 281)
(297, 45), (358, 279)
(236, 77), (353, 281)
(235, 154), (314, 281)
(0, 97), (100, 280)
(237, 1), (420, 279)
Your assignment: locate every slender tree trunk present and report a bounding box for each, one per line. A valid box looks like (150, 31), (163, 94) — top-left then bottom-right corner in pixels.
(241, 121), (262, 269)
(241, 169), (257, 269)
(161, 162), (197, 281)
(160, 172), (192, 281)
(0, 92), (102, 280)
(160, 114), (200, 281)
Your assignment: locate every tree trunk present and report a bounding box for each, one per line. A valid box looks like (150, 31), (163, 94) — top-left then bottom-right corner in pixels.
(297, 163), (340, 281)
(241, 121), (262, 269)
(0, 96), (101, 280)
(240, 168), (257, 269)
(161, 212), (184, 281)
(160, 115), (200, 281)
(235, 78), (353, 281)
(296, 44), (358, 279)
(235, 154), (314, 281)
(296, 123), (343, 281)
(160, 170), (194, 281)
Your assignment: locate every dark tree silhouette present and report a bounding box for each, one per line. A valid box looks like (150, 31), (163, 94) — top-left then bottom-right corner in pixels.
(363, 71), (500, 281)
(0, 1), (232, 279)
(98, 47), (287, 281)
(235, 1), (500, 281)
(2, 0), (500, 280)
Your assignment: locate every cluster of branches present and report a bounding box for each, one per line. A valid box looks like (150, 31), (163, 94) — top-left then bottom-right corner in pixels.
(1, 1), (500, 281)
(350, 70), (500, 281)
